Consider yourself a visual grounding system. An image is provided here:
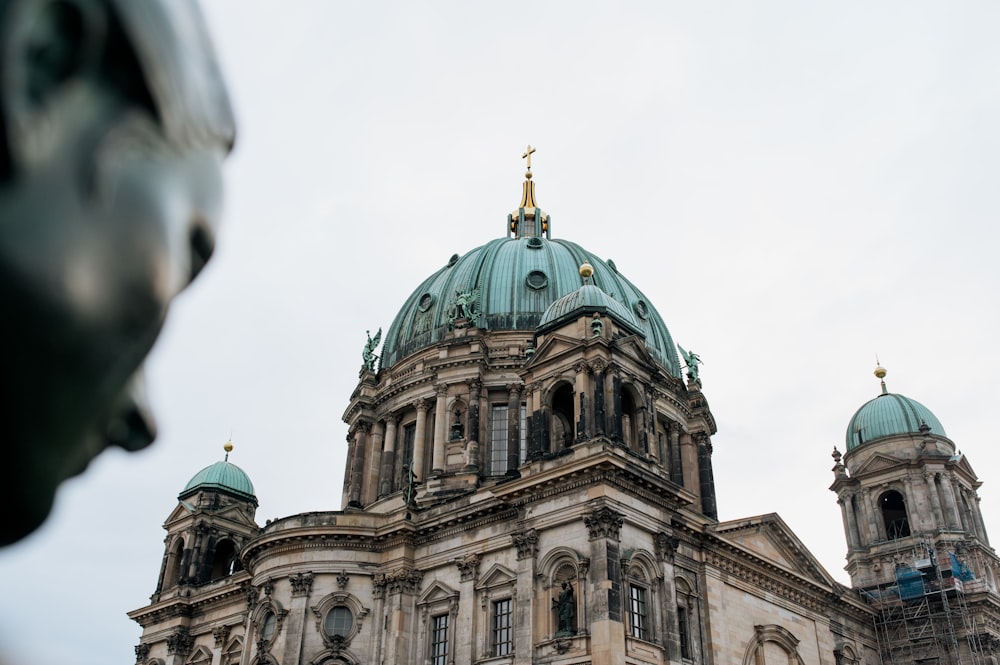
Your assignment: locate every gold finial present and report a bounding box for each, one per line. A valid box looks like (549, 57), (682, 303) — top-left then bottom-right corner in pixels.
(874, 362), (888, 395)
(579, 262), (594, 283)
(522, 144), (536, 179)
(224, 439), (234, 461)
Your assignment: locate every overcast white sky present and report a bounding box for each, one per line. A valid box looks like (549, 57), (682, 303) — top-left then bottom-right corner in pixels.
(2, 2), (999, 663)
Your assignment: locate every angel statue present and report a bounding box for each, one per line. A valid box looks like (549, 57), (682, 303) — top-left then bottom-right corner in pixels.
(448, 288), (481, 328)
(362, 328), (382, 373)
(678, 345), (703, 383)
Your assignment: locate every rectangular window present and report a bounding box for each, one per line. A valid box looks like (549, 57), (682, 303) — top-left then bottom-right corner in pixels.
(492, 598), (513, 656)
(430, 613), (448, 665)
(678, 605), (690, 659)
(490, 405), (509, 475)
(629, 584), (648, 640)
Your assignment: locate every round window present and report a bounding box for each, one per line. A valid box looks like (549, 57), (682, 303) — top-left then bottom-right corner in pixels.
(324, 606), (354, 638)
(634, 300), (648, 319)
(525, 270), (548, 290)
(417, 293), (434, 312)
(261, 611), (276, 641)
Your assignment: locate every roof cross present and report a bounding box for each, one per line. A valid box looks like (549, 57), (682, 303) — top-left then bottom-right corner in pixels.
(522, 144), (536, 171)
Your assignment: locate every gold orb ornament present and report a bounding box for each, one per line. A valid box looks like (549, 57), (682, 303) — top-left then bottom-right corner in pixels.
(579, 262), (594, 279)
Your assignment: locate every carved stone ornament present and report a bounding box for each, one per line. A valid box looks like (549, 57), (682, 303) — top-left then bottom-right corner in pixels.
(655, 531), (680, 562)
(262, 578), (274, 597)
(590, 357), (608, 373)
(584, 506), (624, 541)
(213, 625), (231, 648)
(289, 571), (314, 596)
(337, 571), (349, 590)
(555, 637), (573, 654)
(134, 643), (150, 663)
(166, 628), (194, 657)
(372, 568), (424, 597)
(244, 583), (259, 610)
(457, 553), (481, 582)
(512, 528), (539, 560)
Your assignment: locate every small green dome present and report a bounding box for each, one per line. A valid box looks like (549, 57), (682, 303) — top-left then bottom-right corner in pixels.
(539, 283), (642, 334)
(180, 460), (257, 505)
(381, 237), (680, 376)
(846, 392), (946, 451)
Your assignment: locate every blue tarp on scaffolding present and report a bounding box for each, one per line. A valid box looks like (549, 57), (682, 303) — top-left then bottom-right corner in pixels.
(896, 567), (925, 600)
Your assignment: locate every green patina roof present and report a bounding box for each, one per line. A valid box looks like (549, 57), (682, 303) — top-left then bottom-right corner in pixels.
(539, 283), (643, 335)
(180, 460), (257, 505)
(381, 236), (681, 376)
(846, 392), (946, 451)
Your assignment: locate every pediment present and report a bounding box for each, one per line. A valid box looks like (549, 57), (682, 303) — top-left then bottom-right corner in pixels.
(950, 453), (980, 482)
(712, 513), (837, 588)
(164, 501), (196, 525)
(525, 333), (586, 369)
(164, 501), (257, 529)
(475, 563), (517, 590)
(611, 334), (658, 369)
(417, 580), (459, 605)
(854, 453), (907, 476)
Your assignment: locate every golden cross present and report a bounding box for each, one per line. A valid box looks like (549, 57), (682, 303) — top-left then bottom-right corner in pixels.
(522, 145), (536, 170)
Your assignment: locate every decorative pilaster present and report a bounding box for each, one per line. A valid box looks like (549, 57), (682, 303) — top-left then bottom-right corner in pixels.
(924, 470), (945, 528)
(466, 379), (481, 471)
(283, 571), (315, 665)
(289, 572), (314, 596)
(413, 399), (429, 481)
(134, 643), (150, 664)
(574, 361), (589, 442)
(506, 383), (522, 476)
(379, 415), (399, 497)
(212, 625), (231, 648)
(696, 432), (718, 519)
(348, 422), (370, 508)
(433, 384), (448, 474)
(591, 358), (607, 436)
(166, 628), (193, 657)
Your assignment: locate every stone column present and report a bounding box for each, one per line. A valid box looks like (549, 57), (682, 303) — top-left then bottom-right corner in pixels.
(696, 433), (718, 519)
(611, 371), (623, 444)
(654, 533), (680, 661)
(412, 399), (428, 481)
(592, 360), (607, 436)
(669, 422), (683, 487)
(433, 384), (448, 474)
(838, 497), (857, 549)
(583, 506), (626, 665)
(940, 472), (961, 530)
(679, 432), (699, 497)
(379, 415), (399, 497)
(211, 625), (231, 665)
(281, 572), (313, 665)
(365, 421), (384, 504)
(341, 432), (355, 508)
(974, 494), (990, 545)
(574, 361), (589, 442)
(861, 488), (880, 542)
(348, 423), (369, 508)
(506, 383), (522, 476)
(466, 380), (481, 471)
(924, 470), (944, 529)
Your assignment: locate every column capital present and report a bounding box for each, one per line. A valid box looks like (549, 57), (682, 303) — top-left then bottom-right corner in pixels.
(413, 398), (429, 412)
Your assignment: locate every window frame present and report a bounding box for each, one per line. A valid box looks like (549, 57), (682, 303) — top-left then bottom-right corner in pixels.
(492, 597), (514, 656)
(628, 582), (649, 640)
(430, 612), (449, 665)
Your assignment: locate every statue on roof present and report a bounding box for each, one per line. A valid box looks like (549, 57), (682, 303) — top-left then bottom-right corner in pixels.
(362, 328), (382, 373)
(448, 288), (481, 329)
(0, 0), (235, 545)
(678, 345), (703, 383)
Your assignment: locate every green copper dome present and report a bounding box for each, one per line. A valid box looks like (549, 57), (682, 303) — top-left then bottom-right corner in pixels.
(539, 283), (642, 334)
(846, 392), (946, 451)
(381, 236), (681, 377)
(180, 460), (257, 505)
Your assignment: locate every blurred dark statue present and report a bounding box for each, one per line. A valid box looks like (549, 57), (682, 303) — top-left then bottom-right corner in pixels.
(0, 0), (235, 545)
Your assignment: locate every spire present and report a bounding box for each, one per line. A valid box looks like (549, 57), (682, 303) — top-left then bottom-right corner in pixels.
(509, 145), (550, 239)
(874, 363), (888, 395)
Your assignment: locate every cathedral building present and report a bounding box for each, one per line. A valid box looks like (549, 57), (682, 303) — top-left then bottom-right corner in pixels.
(129, 157), (1000, 665)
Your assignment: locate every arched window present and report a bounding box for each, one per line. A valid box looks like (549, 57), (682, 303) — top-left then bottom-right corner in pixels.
(879, 490), (910, 539)
(162, 538), (185, 588)
(550, 383), (575, 451)
(209, 539), (240, 580)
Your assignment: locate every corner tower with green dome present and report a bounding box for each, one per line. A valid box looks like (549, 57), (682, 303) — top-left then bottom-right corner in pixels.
(830, 365), (1000, 665)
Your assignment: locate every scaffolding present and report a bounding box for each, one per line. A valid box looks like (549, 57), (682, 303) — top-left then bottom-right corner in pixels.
(859, 538), (987, 665)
